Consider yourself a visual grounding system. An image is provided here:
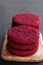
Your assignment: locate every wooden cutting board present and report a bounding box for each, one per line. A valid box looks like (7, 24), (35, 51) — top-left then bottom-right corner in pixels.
(1, 33), (43, 62)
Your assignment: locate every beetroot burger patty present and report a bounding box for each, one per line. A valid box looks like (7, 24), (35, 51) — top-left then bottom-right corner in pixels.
(7, 26), (39, 56)
(12, 13), (40, 29)
(7, 26), (39, 45)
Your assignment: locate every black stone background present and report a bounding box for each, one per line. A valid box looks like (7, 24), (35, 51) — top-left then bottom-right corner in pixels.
(0, 0), (43, 65)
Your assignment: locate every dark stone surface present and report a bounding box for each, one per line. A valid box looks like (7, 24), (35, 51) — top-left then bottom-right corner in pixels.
(0, 0), (43, 64)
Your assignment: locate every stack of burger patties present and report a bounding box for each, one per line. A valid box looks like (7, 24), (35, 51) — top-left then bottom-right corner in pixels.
(7, 13), (40, 56)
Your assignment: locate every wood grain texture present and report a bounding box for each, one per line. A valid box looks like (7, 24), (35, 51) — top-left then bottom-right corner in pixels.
(1, 33), (43, 62)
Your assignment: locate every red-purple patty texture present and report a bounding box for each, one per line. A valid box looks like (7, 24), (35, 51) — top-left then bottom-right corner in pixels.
(7, 26), (39, 45)
(7, 40), (38, 50)
(7, 45), (38, 56)
(12, 13), (40, 29)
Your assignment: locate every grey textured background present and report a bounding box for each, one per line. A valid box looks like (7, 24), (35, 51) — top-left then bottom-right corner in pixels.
(0, 0), (43, 64)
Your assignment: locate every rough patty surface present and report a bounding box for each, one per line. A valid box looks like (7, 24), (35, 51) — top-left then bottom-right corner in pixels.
(12, 13), (40, 29)
(7, 26), (39, 45)
(7, 45), (38, 56)
(7, 40), (38, 50)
